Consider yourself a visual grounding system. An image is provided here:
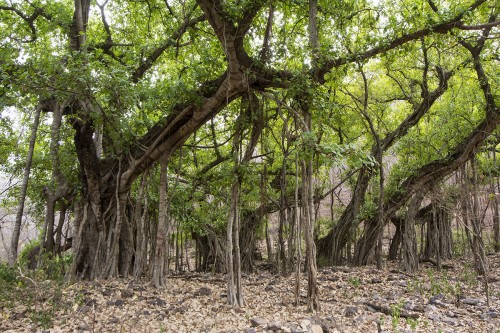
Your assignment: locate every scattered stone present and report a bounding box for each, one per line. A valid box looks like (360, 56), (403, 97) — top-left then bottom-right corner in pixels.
(77, 305), (92, 314)
(251, 317), (268, 327)
(344, 306), (358, 317)
(412, 304), (425, 313)
(195, 287), (212, 296)
(427, 313), (441, 322)
(480, 310), (498, 319)
(120, 289), (134, 298)
(429, 294), (444, 305)
(101, 288), (113, 297)
(11, 312), (26, 320)
(300, 319), (311, 328)
(78, 322), (91, 331)
(83, 297), (98, 306)
(113, 299), (124, 307)
(445, 311), (456, 318)
(462, 298), (480, 306)
(442, 316), (458, 325)
(353, 315), (366, 325)
(147, 297), (166, 306)
(282, 322), (299, 332)
(267, 321), (282, 330)
(308, 324), (323, 333)
(425, 304), (438, 313)
(264, 285), (275, 291)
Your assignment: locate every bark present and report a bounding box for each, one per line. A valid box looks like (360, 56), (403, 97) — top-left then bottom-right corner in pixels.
(492, 151), (500, 252)
(294, 155), (301, 306)
(388, 218), (403, 261)
(133, 171), (149, 278)
(54, 201), (67, 253)
(403, 192), (424, 273)
(469, 157), (488, 276)
(9, 104), (41, 265)
(152, 154), (170, 287)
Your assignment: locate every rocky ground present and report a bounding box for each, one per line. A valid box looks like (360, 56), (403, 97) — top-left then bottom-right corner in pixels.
(1, 254), (499, 333)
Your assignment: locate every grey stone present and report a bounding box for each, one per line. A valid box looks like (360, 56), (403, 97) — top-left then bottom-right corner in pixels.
(267, 321), (282, 330)
(425, 304), (438, 313)
(462, 298), (480, 305)
(195, 287), (212, 296)
(344, 306), (358, 317)
(427, 313), (441, 322)
(113, 299), (124, 306)
(307, 324), (323, 333)
(445, 311), (456, 318)
(353, 315), (366, 325)
(442, 316), (458, 325)
(429, 294), (444, 305)
(251, 317), (268, 327)
(147, 297), (166, 306)
(78, 322), (91, 331)
(480, 310), (498, 319)
(412, 304), (425, 313)
(120, 289), (134, 298)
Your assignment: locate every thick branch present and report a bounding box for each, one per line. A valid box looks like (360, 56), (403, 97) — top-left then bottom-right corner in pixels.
(131, 14), (206, 83)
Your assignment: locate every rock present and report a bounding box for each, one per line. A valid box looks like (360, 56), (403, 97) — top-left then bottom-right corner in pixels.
(371, 278), (383, 284)
(480, 310), (498, 319)
(462, 298), (480, 305)
(353, 315), (366, 325)
(282, 322), (299, 332)
(195, 287), (212, 296)
(245, 329), (257, 333)
(429, 294), (444, 305)
(442, 316), (458, 325)
(83, 298), (98, 306)
(425, 304), (438, 313)
(412, 304), (425, 313)
(12, 312), (26, 320)
(264, 285), (275, 291)
(267, 321), (282, 330)
(147, 297), (166, 306)
(365, 314), (379, 322)
(101, 288), (113, 296)
(344, 306), (358, 317)
(77, 305), (92, 314)
(78, 322), (91, 331)
(427, 313), (441, 322)
(120, 289), (134, 298)
(251, 317), (268, 327)
(445, 311), (456, 318)
(308, 324), (323, 333)
(113, 299), (124, 306)
(300, 319), (311, 328)
(109, 318), (119, 324)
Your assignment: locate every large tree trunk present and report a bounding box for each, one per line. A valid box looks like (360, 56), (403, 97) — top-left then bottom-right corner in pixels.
(403, 192), (424, 273)
(9, 104), (42, 265)
(151, 154), (170, 287)
(133, 171), (149, 278)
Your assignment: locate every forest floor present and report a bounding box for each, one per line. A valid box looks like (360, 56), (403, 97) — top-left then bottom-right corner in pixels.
(1, 253), (499, 333)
